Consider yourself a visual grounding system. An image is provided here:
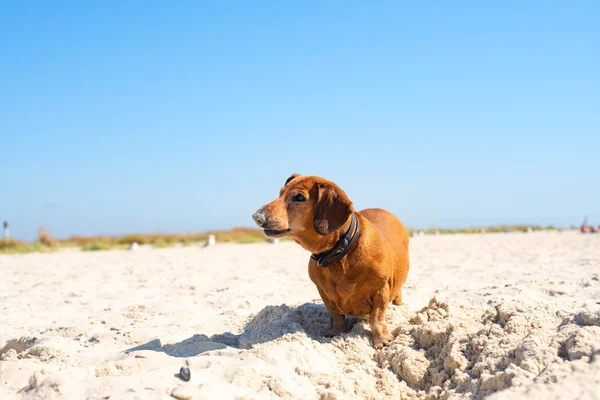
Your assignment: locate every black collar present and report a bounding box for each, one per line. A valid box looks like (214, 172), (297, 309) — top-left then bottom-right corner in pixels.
(311, 213), (361, 268)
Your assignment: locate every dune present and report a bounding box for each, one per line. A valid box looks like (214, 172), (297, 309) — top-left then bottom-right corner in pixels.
(1, 231), (599, 399)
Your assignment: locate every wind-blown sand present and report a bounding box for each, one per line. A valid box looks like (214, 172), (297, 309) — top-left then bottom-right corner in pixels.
(1, 231), (599, 399)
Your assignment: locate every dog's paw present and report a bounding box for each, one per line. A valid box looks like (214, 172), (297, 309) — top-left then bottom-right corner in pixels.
(324, 328), (346, 338)
(372, 334), (393, 349)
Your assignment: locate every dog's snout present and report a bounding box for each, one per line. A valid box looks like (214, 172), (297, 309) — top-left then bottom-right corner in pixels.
(252, 211), (267, 227)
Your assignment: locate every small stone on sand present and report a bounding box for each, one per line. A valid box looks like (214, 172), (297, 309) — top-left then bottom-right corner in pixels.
(179, 366), (191, 382)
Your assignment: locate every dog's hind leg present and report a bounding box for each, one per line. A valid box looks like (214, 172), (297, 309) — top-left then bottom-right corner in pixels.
(370, 289), (394, 349)
(392, 289), (403, 306)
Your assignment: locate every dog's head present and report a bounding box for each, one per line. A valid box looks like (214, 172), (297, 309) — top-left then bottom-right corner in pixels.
(252, 174), (354, 239)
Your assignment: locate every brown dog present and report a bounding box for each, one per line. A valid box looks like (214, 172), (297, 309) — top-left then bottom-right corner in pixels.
(252, 174), (410, 348)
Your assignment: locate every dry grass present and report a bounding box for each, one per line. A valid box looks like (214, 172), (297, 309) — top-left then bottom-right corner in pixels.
(1, 225), (559, 255)
(61, 227), (270, 249)
(52, 228), (272, 252)
(0, 239), (47, 254)
(81, 241), (114, 252)
(409, 225), (557, 236)
(0, 227), (58, 253)
(37, 227), (56, 247)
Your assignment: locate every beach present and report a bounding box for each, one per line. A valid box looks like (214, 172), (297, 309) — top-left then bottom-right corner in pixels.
(1, 231), (599, 399)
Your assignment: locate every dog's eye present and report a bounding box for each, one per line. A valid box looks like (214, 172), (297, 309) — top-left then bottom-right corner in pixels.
(292, 193), (306, 202)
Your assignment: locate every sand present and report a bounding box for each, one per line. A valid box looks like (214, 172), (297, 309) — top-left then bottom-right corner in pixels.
(1, 231), (599, 399)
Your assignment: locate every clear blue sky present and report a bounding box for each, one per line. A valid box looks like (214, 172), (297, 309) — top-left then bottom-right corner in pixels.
(1, 1), (599, 241)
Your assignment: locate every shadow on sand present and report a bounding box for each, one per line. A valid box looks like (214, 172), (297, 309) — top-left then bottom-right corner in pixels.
(125, 302), (361, 358)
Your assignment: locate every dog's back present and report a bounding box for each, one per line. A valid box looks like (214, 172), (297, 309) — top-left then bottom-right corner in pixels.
(359, 208), (410, 287)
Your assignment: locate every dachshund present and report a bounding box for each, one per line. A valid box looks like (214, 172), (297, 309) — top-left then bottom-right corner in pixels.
(252, 174), (409, 348)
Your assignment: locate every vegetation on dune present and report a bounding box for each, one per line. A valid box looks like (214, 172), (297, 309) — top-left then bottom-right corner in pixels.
(408, 225), (557, 236)
(212, 228), (273, 243)
(0, 239), (47, 254)
(81, 241), (114, 252)
(0, 224), (562, 255)
(56, 227), (274, 252)
(37, 227), (56, 247)
(61, 227), (271, 249)
(0, 227), (60, 253)
(152, 239), (170, 248)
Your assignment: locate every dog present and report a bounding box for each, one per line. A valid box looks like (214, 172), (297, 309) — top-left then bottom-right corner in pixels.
(252, 174), (410, 348)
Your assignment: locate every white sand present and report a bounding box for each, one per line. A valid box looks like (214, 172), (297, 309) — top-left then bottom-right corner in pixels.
(1, 231), (599, 399)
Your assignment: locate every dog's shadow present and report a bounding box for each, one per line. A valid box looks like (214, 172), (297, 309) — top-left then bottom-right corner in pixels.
(125, 303), (362, 358)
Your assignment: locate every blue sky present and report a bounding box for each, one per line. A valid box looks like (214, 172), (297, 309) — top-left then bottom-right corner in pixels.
(1, 1), (599, 240)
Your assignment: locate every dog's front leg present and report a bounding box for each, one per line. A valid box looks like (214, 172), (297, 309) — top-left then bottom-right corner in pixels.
(369, 290), (394, 349)
(326, 310), (347, 337)
(317, 288), (348, 337)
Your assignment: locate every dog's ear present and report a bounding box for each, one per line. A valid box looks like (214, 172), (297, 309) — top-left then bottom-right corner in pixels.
(313, 183), (352, 235)
(284, 173), (301, 186)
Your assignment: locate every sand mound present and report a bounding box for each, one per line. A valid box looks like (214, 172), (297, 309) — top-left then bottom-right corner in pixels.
(8, 296), (600, 399)
(164, 297), (599, 400)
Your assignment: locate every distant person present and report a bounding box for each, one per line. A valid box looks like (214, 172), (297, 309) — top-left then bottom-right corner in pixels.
(580, 217), (597, 233)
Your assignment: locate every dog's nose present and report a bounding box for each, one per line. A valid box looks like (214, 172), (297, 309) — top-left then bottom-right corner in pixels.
(252, 211), (267, 227)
